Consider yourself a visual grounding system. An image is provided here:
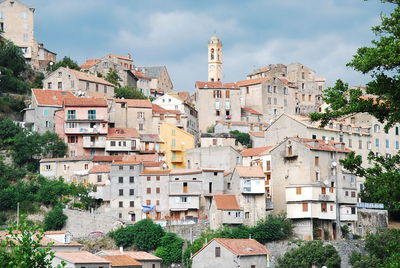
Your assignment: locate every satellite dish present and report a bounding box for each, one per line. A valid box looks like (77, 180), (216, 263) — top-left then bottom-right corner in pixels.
(323, 180), (329, 185)
(105, 179), (111, 186)
(331, 161), (337, 167)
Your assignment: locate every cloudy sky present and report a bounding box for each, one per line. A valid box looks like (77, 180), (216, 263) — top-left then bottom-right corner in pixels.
(25, 0), (395, 91)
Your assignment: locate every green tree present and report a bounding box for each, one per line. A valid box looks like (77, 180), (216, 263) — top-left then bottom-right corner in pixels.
(0, 221), (66, 268)
(0, 41), (31, 94)
(115, 86), (147, 99)
(229, 130), (252, 148)
(110, 219), (165, 251)
(251, 213), (293, 244)
(349, 229), (400, 268)
(277, 241), (341, 268)
(105, 68), (122, 87)
(155, 232), (184, 265)
(309, 1), (400, 215)
(0, 116), (23, 149)
(48, 56), (80, 71)
(43, 205), (68, 231)
(30, 72), (45, 88)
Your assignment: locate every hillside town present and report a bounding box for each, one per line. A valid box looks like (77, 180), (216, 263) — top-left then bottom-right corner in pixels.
(0, 0), (399, 267)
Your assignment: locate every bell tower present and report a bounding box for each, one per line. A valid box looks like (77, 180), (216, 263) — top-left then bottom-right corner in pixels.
(208, 34), (223, 82)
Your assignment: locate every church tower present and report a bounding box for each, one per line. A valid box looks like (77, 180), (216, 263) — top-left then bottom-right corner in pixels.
(208, 34), (223, 82)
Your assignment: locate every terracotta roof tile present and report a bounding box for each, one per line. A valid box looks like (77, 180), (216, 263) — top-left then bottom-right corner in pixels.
(100, 250), (162, 261)
(69, 69), (115, 87)
(214, 238), (268, 256)
(112, 161), (141, 165)
(108, 128), (140, 139)
(235, 166), (265, 178)
(241, 146), (274, 157)
(235, 76), (272, 87)
(64, 98), (107, 107)
(249, 131), (264, 137)
(116, 98), (152, 108)
(140, 169), (170, 175)
(133, 71), (151, 80)
(123, 154), (158, 162)
(55, 251), (110, 264)
(242, 107), (262, 115)
(102, 255), (142, 266)
(139, 134), (163, 143)
(298, 138), (351, 153)
(143, 161), (163, 167)
(108, 53), (133, 62)
(195, 81), (239, 89)
(93, 155), (124, 162)
(32, 89), (75, 106)
(170, 169), (202, 175)
(89, 164), (111, 174)
(40, 156), (93, 162)
(214, 195), (240, 210)
(177, 91), (189, 101)
(80, 59), (100, 69)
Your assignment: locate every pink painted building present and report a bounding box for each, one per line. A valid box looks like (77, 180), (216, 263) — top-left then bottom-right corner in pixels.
(55, 98), (109, 156)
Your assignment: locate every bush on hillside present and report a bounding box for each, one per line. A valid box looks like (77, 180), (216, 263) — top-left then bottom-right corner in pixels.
(251, 213), (293, 243)
(43, 205), (67, 231)
(155, 232), (184, 265)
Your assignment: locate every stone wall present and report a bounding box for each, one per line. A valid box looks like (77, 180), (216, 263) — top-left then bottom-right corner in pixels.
(356, 208), (388, 237)
(164, 220), (210, 242)
(265, 240), (366, 268)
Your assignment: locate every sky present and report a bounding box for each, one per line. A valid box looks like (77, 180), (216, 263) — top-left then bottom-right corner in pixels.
(24, 0), (395, 92)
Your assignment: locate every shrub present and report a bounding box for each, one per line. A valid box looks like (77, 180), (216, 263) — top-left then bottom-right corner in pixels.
(277, 241), (341, 268)
(155, 232), (184, 265)
(43, 205), (67, 231)
(251, 214), (293, 243)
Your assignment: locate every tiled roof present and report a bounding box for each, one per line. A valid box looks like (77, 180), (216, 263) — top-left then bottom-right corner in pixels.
(195, 81), (239, 89)
(143, 161), (164, 167)
(40, 156), (93, 162)
(89, 164), (111, 174)
(137, 66), (165, 79)
(100, 250), (162, 261)
(123, 154), (158, 162)
(112, 161), (141, 165)
(64, 98), (107, 107)
(140, 134), (163, 143)
(241, 146), (275, 157)
(223, 171), (232, 176)
(214, 195), (240, 210)
(92, 155), (124, 162)
(115, 98), (152, 108)
(108, 128), (140, 139)
(298, 138), (351, 153)
(170, 169), (202, 175)
(249, 131), (264, 137)
(242, 107), (262, 115)
(132, 71), (151, 80)
(80, 59), (100, 69)
(235, 77), (271, 87)
(55, 251), (110, 264)
(235, 166), (265, 178)
(108, 53), (133, 62)
(102, 255), (142, 266)
(177, 91), (190, 101)
(69, 69), (115, 87)
(152, 104), (180, 115)
(32, 89), (75, 106)
(214, 238), (268, 256)
(140, 169), (170, 175)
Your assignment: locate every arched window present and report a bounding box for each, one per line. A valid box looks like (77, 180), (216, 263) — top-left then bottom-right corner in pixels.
(217, 48), (220, 61)
(210, 48), (214, 60)
(374, 124), (380, 133)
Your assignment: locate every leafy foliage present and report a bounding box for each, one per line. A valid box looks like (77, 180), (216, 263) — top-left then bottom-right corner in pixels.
(0, 94), (26, 115)
(0, 221), (66, 268)
(155, 232), (184, 265)
(105, 68), (122, 87)
(48, 56), (80, 71)
(110, 219), (165, 251)
(30, 72), (45, 89)
(251, 213), (293, 244)
(349, 228), (400, 268)
(277, 241), (341, 268)
(115, 86), (147, 99)
(229, 130), (252, 148)
(43, 205), (68, 231)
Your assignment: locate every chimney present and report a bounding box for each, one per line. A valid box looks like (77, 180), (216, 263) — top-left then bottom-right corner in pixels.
(128, 53), (132, 59)
(119, 246), (123, 253)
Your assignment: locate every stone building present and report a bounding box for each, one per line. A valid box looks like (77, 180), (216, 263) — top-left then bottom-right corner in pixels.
(209, 194), (243, 230)
(208, 35), (223, 82)
(111, 99), (153, 134)
(191, 238), (270, 268)
(186, 146), (242, 172)
(136, 66), (173, 94)
(43, 67), (115, 97)
(0, 0), (56, 70)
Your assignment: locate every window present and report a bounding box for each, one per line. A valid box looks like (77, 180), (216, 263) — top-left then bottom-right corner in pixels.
(345, 191), (349, 196)
(351, 191), (356, 197)
(146, 200), (151, 205)
(215, 247), (221, 257)
(110, 141), (116, 146)
(156, 176), (160, 181)
(130, 165), (134, 170)
(47, 82), (52, 89)
(226, 90), (230, 98)
(315, 171), (320, 181)
(397, 141), (399, 150)
(67, 110), (76, 120)
(119, 189), (123, 196)
(351, 207), (356, 214)
(147, 188), (151, 194)
(321, 187), (326, 194)
(58, 82), (62, 89)
(156, 187), (160, 194)
(376, 138), (380, 147)
(104, 85), (107, 93)
(296, 187), (302, 195)
(374, 124), (380, 133)
(156, 200), (160, 206)
(118, 177), (123, 183)
(129, 176), (134, 183)
(315, 156), (319, 166)
(88, 110), (96, 120)
(86, 82), (89, 90)
(283, 87), (288, 94)
(130, 201), (134, 207)
(266, 160), (271, 171)
(267, 85), (272, 93)
(84, 164), (89, 170)
(97, 175), (102, 182)
(267, 97), (271, 104)
(137, 112), (144, 119)
(396, 127), (399, 135)
(321, 203), (327, 212)
(308, 95), (312, 101)
(129, 189), (134, 195)
(302, 203), (308, 212)
(67, 136), (77, 143)
(119, 201), (123, 208)
(183, 182), (188, 193)
(139, 123), (144, 131)
(367, 141), (372, 150)
(348, 139), (352, 148)
(359, 140), (362, 149)
(386, 139), (389, 148)
(245, 212), (250, 218)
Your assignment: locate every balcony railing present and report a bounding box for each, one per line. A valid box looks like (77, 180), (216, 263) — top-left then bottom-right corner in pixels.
(319, 194), (332, 201)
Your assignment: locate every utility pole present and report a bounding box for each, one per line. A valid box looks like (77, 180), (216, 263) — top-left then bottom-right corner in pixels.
(16, 202), (20, 229)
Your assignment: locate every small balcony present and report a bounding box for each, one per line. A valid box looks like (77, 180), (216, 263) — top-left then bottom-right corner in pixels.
(171, 155), (184, 163)
(319, 194), (333, 201)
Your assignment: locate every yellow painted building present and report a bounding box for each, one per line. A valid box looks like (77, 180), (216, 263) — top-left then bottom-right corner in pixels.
(160, 122), (195, 169)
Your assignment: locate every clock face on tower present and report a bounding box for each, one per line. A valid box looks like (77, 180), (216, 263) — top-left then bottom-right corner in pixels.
(210, 65), (215, 70)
